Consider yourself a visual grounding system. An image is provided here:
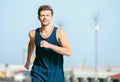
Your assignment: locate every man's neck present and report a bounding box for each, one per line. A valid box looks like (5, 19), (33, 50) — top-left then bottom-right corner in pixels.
(41, 24), (53, 31)
(40, 24), (54, 38)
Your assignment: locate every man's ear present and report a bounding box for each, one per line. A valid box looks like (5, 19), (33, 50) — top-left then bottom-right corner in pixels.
(38, 16), (40, 20)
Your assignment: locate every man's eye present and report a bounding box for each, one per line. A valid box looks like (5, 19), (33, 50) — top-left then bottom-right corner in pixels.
(46, 15), (50, 17)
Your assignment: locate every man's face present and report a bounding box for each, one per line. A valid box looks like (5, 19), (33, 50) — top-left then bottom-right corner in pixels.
(39, 10), (53, 26)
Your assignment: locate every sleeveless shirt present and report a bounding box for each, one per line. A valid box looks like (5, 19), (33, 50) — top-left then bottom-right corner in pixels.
(31, 27), (65, 82)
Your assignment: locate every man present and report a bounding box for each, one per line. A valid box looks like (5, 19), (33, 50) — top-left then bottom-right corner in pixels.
(24, 5), (72, 82)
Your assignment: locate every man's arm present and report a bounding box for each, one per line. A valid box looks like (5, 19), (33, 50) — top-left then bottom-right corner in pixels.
(24, 30), (35, 69)
(40, 28), (72, 56)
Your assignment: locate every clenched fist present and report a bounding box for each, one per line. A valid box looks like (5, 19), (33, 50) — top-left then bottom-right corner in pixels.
(24, 61), (30, 70)
(40, 40), (51, 48)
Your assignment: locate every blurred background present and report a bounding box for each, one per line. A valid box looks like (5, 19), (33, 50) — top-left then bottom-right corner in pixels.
(0, 0), (120, 82)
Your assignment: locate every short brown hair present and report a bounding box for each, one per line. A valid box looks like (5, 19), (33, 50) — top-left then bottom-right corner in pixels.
(38, 5), (53, 16)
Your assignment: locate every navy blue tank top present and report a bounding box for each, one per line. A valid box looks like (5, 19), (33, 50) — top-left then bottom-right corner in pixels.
(31, 27), (64, 82)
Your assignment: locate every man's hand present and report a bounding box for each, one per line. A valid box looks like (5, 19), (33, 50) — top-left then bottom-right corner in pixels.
(24, 61), (30, 70)
(40, 40), (51, 48)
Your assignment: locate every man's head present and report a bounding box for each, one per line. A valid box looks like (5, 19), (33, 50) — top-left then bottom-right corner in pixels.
(38, 5), (53, 26)
(38, 5), (53, 17)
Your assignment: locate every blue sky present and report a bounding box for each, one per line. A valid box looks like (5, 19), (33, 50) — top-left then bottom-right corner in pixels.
(0, 0), (120, 67)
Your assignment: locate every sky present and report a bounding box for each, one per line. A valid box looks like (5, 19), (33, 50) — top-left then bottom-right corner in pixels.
(0, 0), (120, 67)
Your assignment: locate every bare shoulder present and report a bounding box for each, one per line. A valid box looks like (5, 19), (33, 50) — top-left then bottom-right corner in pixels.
(29, 30), (35, 39)
(56, 27), (67, 41)
(57, 27), (66, 37)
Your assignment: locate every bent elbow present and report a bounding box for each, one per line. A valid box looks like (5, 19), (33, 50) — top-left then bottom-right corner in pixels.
(66, 50), (72, 56)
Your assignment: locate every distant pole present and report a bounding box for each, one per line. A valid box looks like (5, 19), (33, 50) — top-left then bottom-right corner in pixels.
(23, 48), (27, 64)
(58, 21), (62, 27)
(94, 16), (100, 80)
